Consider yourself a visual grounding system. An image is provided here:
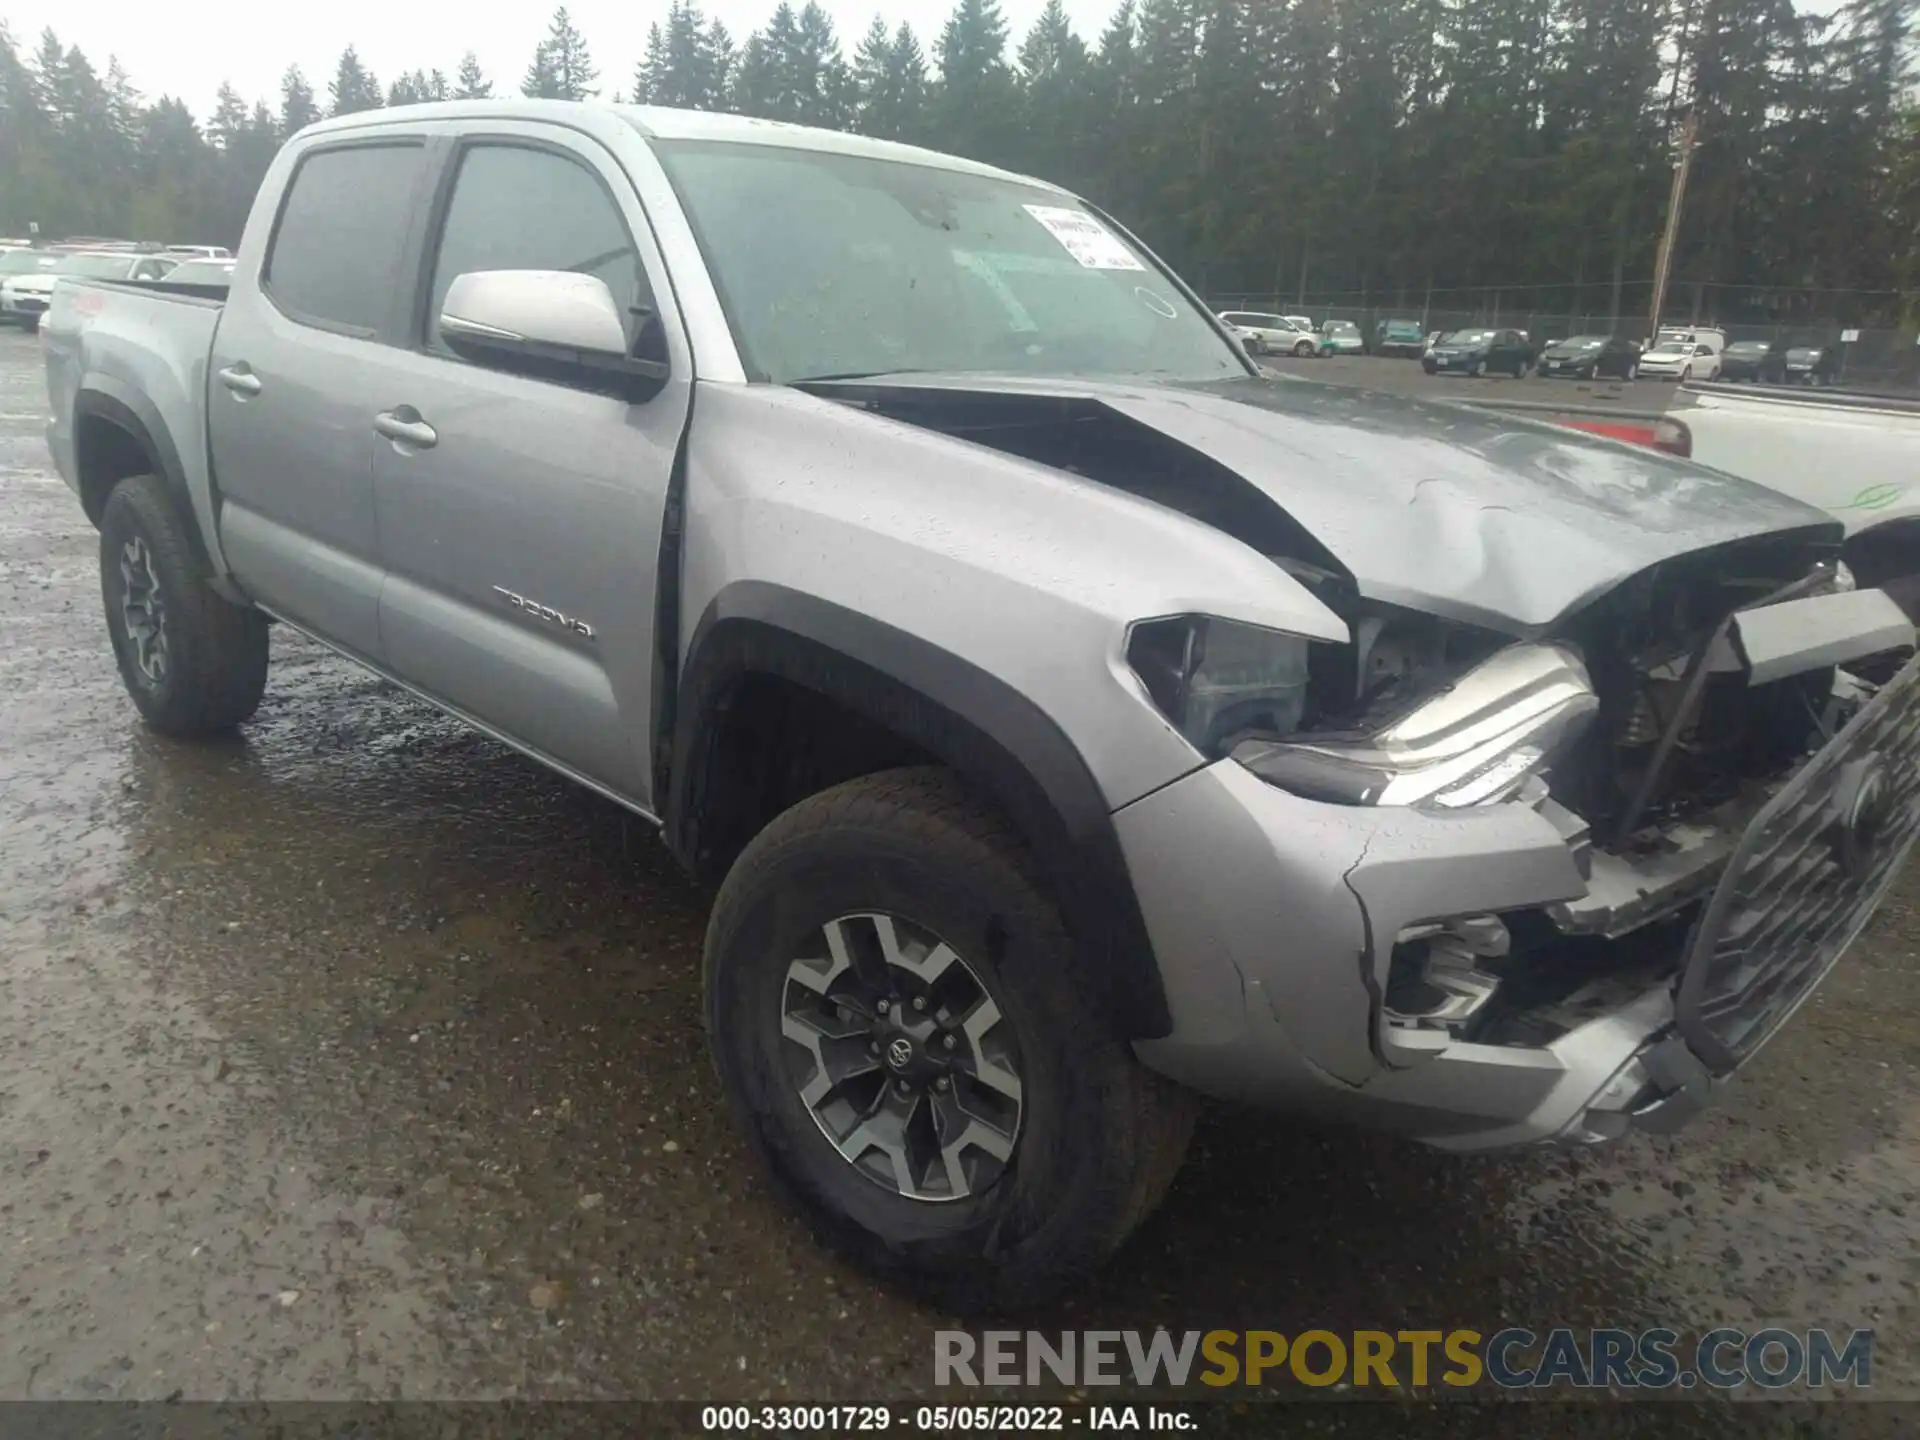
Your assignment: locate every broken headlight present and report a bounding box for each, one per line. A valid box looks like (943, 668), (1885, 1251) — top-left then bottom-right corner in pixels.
(1233, 642), (1599, 807)
(1126, 615), (1311, 758)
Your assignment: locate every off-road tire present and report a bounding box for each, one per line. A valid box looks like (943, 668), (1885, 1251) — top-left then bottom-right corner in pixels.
(100, 474), (268, 736)
(705, 766), (1197, 1311)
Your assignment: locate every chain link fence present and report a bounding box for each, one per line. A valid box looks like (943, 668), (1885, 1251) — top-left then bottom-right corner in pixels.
(1208, 292), (1920, 391)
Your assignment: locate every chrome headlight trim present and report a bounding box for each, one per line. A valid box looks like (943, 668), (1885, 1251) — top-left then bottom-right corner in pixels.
(1234, 642), (1599, 808)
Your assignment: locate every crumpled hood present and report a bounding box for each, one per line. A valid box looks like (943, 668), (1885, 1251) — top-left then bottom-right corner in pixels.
(812, 371), (1838, 633)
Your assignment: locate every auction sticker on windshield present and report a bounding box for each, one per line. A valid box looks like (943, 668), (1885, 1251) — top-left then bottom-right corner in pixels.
(1022, 205), (1144, 270)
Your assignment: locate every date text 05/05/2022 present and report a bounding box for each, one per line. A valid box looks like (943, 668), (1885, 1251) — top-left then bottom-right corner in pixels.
(700, 1405), (1193, 1431)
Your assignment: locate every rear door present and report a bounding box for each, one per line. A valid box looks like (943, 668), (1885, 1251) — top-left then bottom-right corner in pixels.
(362, 125), (692, 806)
(210, 137), (431, 658)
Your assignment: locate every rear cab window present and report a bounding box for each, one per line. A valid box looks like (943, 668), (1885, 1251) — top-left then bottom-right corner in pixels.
(264, 142), (427, 336)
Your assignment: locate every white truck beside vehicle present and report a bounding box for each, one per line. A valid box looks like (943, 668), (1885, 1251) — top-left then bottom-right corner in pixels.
(1669, 383), (1920, 612)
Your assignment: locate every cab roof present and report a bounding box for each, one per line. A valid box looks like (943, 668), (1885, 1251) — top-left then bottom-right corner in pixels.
(297, 99), (1068, 195)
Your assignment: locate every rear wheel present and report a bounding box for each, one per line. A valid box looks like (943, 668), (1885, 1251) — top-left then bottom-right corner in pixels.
(99, 474), (268, 736)
(705, 767), (1197, 1310)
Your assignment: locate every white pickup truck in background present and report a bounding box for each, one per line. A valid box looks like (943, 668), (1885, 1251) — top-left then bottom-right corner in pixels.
(1668, 384), (1920, 613)
(1455, 380), (1919, 614)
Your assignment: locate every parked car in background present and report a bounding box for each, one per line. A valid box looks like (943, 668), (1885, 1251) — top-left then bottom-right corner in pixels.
(164, 245), (233, 259)
(1652, 327), (1728, 364)
(1636, 338), (1721, 382)
(1718, 339), (1788, 383)
(153, 256), (237, 289)
(1371, 318), (1426, 357)
(1535, 334), (1641, 380)
(1315, 319), (1366, 356)
(1283, 313), (1314, 332)
(1217, 311), (1313, 357)
(0, 249), (59, 327)
(1784, 344), (1840, 386)
(1423, 327), (1532, 377)
(0, 250), (178, 331)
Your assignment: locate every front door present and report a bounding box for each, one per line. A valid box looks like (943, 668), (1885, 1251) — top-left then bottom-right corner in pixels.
(364, 128), (692, 806)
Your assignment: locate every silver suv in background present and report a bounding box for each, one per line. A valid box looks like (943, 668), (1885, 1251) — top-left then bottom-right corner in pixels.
(1217, 310), (1314, 357)
(41, 100), (1920, 1308)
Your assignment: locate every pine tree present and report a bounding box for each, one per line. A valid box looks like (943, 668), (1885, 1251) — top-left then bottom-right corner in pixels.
(930, 0), (1015, 164)
(1016, 0), (1087, 185)
(208, 82), (248, 148)
(637, 1), (727, 109)
(454, 52), (492, 99)
(853, 18), (927, 141)
(279, 65), (319, 135)
(524, 7), (598, 100)
(327, 46), (382, 116)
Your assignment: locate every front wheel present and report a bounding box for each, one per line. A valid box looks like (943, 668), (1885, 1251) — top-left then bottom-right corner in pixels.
(1294, 340), (1314, 357)
(1468, 359), (1486, 378)
(705, 767), (1197, 1310)
(100, 474), (269, 736)
(1624, 363), (1638, 381)
(1679, 365), (1692, 382)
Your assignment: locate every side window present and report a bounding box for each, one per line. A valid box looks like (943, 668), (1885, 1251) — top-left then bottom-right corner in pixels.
(265, 143), (423, 335)
(425, 144), (657, 363)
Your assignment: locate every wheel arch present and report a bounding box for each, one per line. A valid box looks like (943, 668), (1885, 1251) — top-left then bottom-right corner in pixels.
(665, 582), (1173, 1038)
(72, 385), (200, 547)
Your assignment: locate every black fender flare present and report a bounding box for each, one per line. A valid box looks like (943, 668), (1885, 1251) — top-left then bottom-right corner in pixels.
(72, 384), (198, 539)
(666, 582), (1173, 1039)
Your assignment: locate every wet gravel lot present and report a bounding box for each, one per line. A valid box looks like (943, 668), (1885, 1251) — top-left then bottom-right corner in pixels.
(3, 329), (1918, 1420)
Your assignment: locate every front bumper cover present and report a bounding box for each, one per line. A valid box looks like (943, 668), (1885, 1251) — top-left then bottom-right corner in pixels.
(1116, 646), (1914, 1151)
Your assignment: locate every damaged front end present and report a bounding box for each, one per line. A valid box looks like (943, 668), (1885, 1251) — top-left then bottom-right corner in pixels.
(1109, 518), (1917, 1146)
(1212, 551), (1918, 1141)
(807, 372), (1920, 1145)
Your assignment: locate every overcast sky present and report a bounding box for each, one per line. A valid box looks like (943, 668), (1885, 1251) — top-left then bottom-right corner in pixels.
(2, 0), (1126, 121)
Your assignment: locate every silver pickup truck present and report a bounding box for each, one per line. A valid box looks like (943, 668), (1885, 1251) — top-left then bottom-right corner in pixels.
(42, 100), (1920, 1308)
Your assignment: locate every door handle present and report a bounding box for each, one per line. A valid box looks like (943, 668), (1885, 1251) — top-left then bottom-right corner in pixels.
(373, 408), (438, 451)
(217, 364), (262, 397)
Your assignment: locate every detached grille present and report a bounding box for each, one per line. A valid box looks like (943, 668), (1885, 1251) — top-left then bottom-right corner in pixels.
(1677, 656), (1920, 1072)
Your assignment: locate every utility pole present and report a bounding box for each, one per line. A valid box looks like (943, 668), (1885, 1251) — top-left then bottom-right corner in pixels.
(1647, 111), (1699, 343)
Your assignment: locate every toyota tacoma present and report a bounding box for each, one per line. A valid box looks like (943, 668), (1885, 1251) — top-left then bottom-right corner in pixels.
(41, 100), (1920, 1308)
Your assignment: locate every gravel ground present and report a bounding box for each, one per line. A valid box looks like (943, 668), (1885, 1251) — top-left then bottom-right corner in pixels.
(2, 329), (1917, 1426)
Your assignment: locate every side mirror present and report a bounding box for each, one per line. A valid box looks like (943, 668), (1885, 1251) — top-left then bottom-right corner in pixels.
(439, 269), (668, 400)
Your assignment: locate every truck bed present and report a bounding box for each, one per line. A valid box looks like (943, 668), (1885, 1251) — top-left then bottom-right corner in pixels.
(42, 278), (226, 566)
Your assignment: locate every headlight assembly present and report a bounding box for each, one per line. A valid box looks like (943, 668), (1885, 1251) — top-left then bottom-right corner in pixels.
(1233, 642), (1598, 808)
(1126, 615), (1312, 759)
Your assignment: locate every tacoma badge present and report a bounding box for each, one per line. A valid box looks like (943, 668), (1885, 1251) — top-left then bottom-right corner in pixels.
(492, 586), (595, 640)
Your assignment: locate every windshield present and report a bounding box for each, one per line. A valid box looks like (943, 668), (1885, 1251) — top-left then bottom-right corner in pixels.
(1648, 343), (1688, 356)
(54, 253), (135, 278)
(0, 250), (56, 275)
(1325, 321), (1359, 336)
(1556, 336), (1605, 351)
(1726, 342), (1768, 355)
(651, 139), (1242, 384)
(1787, 347), (1822, 360)
(1442, 329), (1495, 344)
